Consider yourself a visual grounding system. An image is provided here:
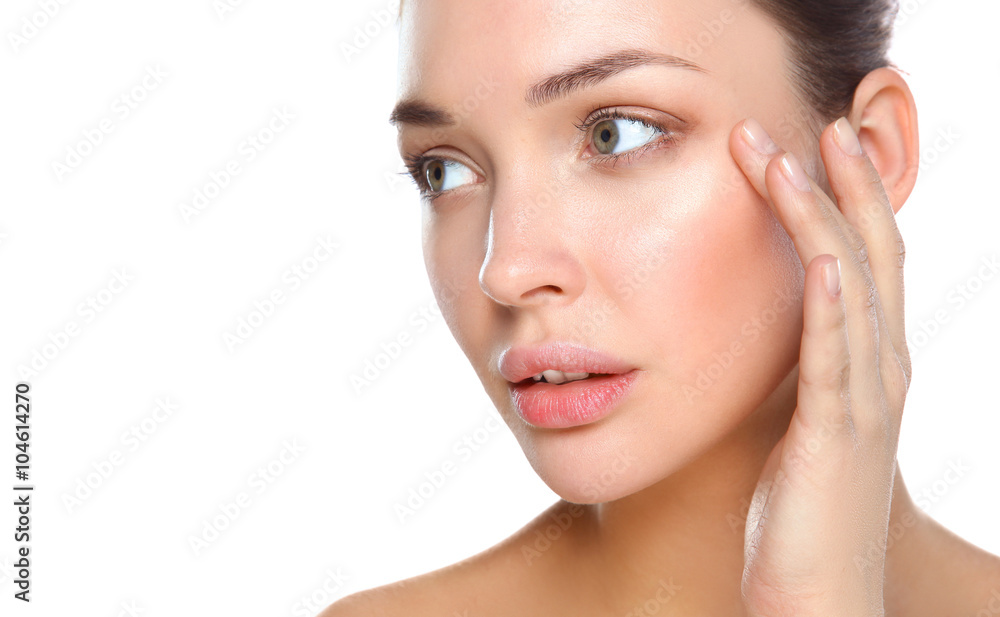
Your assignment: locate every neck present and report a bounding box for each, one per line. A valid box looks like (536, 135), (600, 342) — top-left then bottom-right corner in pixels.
(556, 364), (924, 615)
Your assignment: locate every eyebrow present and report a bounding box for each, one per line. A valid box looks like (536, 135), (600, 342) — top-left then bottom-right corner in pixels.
(388, 48), (705, 128)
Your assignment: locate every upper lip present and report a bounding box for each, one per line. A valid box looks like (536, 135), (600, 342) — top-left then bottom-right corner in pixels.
(498, 342), (635, 384)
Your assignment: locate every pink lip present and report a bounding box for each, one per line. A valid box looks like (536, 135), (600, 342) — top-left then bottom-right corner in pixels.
(498, 343), (639, 429)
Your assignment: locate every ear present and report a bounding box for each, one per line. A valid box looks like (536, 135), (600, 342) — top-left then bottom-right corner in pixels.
(846, 67), (920, 214)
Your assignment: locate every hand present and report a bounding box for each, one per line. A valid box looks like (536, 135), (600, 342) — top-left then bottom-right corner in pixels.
(728, 117), (912, 617)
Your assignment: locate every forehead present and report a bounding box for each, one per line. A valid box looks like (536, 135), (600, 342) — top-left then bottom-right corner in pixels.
(396, 0), (787, 111)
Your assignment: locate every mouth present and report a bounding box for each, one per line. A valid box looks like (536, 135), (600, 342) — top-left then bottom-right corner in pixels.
(523, 370), (615, 385)
(498, 342), (635, 384)
(499, 343), (639, 429)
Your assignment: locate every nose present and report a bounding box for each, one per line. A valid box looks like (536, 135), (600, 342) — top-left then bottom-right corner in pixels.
(478, 184), (587, 308)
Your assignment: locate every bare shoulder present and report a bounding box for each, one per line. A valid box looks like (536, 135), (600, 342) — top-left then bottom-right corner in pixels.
(317, 574), (457, 617)
(319, 500), (581, 617)
(888, 511), (1000, 617)
(317, 543), (525, 617)
(317, 560), (494, 617)
(928, 522), (1000, 616)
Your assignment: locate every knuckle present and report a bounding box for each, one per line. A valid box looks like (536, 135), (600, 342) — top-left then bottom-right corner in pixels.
(839, 222), (872, 275)
(850, 234), (870, 271)
(881, 354), (909, 406)
(867, 167), (891, 202)
(800, 354), (851, 394)
(853, 282), (879, 318)
(894, 344), (913, 393)
(852, 393), (893, 445)
(868, 285), (879, 313)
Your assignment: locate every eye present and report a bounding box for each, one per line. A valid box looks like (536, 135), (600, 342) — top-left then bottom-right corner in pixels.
(424, 159), (477, 192)
(591, 116), (659, 155)
(399, 109), (676, 201)
(576, 108), (676, 164)
(402, 153), (478, 199)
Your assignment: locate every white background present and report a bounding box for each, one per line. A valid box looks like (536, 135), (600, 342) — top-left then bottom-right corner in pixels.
(1, 0), (997, 615)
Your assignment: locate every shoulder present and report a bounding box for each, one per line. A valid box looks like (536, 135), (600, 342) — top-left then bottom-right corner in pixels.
(317, 565), (478, 616)
(888, 511), (1000, 617)
(318, 500), (580, 617)
(316, 574), (455, 617)
(316, 548), (516, 617)
(930, 526), (1000, 616)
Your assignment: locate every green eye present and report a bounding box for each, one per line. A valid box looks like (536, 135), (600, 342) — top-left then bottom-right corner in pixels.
(591, 116), (660, 156)
(593, 120), (620, 154)
(426, 160), (446, 192)
(413, 158), (477, 195)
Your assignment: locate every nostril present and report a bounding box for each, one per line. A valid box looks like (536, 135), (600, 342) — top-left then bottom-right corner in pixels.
(478, 241), (585, 307)
(522, 284), (563, 299)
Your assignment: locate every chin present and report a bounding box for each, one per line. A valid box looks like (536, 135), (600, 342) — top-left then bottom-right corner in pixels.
(488, 349), (801, 506)
(496, 397), (703, 505)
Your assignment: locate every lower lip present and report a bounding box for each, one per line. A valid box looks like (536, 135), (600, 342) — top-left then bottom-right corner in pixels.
(509, 371), (639, 429)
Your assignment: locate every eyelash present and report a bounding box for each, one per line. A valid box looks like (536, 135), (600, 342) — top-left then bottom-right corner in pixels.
(400, 108), (676, 201)
(573, 107), (676, 166)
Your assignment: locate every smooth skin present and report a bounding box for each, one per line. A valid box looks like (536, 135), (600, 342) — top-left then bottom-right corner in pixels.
(326, 1), (1000, 614)
(735, 112), (908, 616)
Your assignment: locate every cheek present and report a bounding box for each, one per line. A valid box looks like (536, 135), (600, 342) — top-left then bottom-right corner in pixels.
(421, 206), (493, 376)
(518, 156), (807, 502)
(423, 214), (531, 436)
(604, 154), (805, 409)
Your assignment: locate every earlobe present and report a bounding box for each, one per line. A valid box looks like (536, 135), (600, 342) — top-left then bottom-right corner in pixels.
(846, 67), (920, 214)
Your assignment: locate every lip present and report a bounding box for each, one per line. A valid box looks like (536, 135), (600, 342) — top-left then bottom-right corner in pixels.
(499, 342), (639, 429)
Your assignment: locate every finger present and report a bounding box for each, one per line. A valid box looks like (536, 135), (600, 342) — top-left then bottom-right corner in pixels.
(730, 117), (780, 205)
(732, 118), (897, 430)
(731, 119), (864, 268)
(819, 118), (911, 388)
(761, 151), (893, 426)
(795, 254), (853, 443)
(731, 119), (883, 399)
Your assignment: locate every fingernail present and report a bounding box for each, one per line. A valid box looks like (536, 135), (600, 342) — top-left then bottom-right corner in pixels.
(741, 118), (779, 155)
(833, 117), (863, 156)
(780, 153), (812, 192)
(823, 258), (841, 298)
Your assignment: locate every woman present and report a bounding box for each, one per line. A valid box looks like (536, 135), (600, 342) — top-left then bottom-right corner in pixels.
(327, 0), (1000, 614)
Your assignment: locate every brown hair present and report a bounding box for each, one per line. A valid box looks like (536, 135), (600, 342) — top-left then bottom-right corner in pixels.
(397, 0), (899, 124)
(751, 0), (899, 122)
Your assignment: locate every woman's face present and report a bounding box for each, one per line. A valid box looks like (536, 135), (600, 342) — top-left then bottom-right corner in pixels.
(395, 0), (818, 503)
